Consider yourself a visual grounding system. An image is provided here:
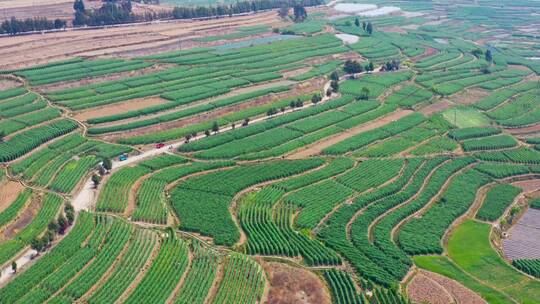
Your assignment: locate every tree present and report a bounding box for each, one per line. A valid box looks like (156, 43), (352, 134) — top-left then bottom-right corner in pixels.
(472, 48), (483, 58)
(91, 174), (101, 188)
(11, 261), (17, 273)
(293, 5), (307, 22)
(365, 61), (374, 72)
(54, 19), (66, 29)
(362, 21), (366, 31)
(73, 0), (85, 13)
(73, 11), (86, 27)
(330, 71), (339, 82)
(48, 220), (59, 233)
(191, 132), (197, 138)
(121, 0), (133, 13)
(280, 106), (286, 113)
(231, 123), (236, 130)
(102, 158), (112, 172)
(326, 88), (332, 97)
(278, 5), (289, 19)
(0, 130), (4, 142)
(31, 237), (45, 253)
(242, 118), (250, 126)
(267, 107), (278, 116)
(211, 121), (219, 133)
(65, 203), (75, 225)
(366, 22), (373, 35)
(295, 99), (304, 108)
(485, 49), (493, 63)
(204, 129), (211, 137)
(354, 17), (360, 27)
(344, 60), (363, 74)
(311, 94), (321, 104)
(359, 87), (370, 100)
(184, 134), (192, 143)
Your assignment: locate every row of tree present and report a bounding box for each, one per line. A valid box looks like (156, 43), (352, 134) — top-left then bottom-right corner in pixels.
(30, 203), (75, 255)
(0, 17), (66, 35)
(172, 0), (321, 20)
(72, 0), (322, 27)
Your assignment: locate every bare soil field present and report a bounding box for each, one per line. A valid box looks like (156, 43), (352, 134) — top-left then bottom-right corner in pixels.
(262, 262), (331, 304)
(411, 47), (438, 62)
(0, 0), (101, 22)
(0, 78), (21, 90)
(0, 194), (39, 240)
(408, 270), (487, 304)
(0, 11), (282, 70)
(287, 109), (413, 159)
(512, 179), (540, 193)
(73, 97), (169, 121)
(448, 88), (490, 105)
(507, 124), (540, 135)
(419, 100), (453, 116)
(407, 272), (453, 304)
(0, 181), (24, 213)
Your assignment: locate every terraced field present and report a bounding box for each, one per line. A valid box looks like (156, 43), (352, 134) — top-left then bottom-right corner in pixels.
(1, 0), (539, 303)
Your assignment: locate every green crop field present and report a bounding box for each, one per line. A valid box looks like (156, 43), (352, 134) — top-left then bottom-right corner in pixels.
(1, 0), (539, 303)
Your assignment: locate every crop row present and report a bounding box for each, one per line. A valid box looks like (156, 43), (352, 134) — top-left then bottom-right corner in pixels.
(212, 253), (265, 304)
(96, 166), (151, 213)
(16, 58), (153, 85)
(384, 84), (433, 108)
(398, 169), (491, 254)
(0, 119), (78, 162)
(461, 134), (518, 152)
(171, 159), (323, 245)
(87, 85), (289, 134)
(323, 113), (426, 154)
(513, 259), (540, 278)
(88, 229), (158, 304)
(0, 189), (32, 229)
(0, 193), (63, 267)
(474, 148), (540, 164)
(173, 241), (220, 304)
(474, 162), (540, 179)
(0, 212), (96, 303)
(476, 184), (522, 222)
(125, 234), (189, 304)
(474, 81), (537, 110)
(240, 186), (341, 265)
(373, 157), (473, 278)
(318, 159), (424, 286)
(448, 126), (501, 140)
(351, 159), (447, 281)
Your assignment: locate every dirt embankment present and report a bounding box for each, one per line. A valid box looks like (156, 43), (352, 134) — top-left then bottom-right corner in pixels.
(0, 181), (25, 213)
(407, 270), (487, 304)
(73, 97), (169, 122)
(261, 261), (331, 304)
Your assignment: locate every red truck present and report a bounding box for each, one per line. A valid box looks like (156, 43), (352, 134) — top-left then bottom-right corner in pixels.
(155, 143), (165, 149)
